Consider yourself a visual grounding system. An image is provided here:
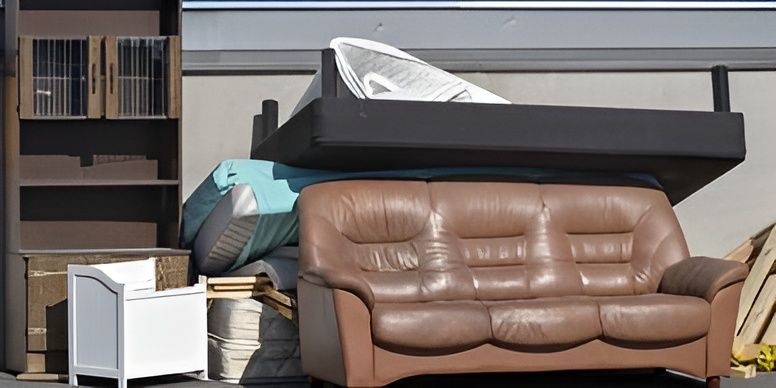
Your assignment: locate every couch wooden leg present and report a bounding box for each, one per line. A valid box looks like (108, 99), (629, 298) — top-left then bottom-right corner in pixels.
(706, 376), (720, 388)
(310, 377), (349, 388)
(653, 368), (667, 375)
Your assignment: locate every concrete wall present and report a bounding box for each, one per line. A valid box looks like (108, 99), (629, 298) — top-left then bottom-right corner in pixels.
(182, 71), (776, 257)
(182, 74), (313, 197)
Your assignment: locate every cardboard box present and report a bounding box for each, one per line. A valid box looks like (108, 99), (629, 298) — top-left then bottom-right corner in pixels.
(21, 221), (157, 250)
(21, 251), (189, 373)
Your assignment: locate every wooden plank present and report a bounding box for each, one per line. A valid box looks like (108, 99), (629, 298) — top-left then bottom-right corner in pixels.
(206, 289), (294, 309)
(258, 295), (295, 322)
(6, 254), (27, 372)
(211, 284), (253, 291)
(259, 286), (294, 308)
(725, 239), (755, 263)
(733, 343), (764, 362)
(725, 224), (774, 263)
(205, 274), (297, 321)
(16, 372), (67, 382)
(18, 36), (34, 118)
(752, 225), (775, 246)
(207, 290), (254, 299)
(6, 76), (21, 253)
(730, 365), (757, 379)
(737, 275), (776, 348)
(24, 352), (45, 373)
(762, 311), (776, 345)
(86, 36), (102, 118)
(207, 276), (259, 285)
(104, 36), (118, 119)
(737, 227), (776, 334)
(166, 35), (181, 119)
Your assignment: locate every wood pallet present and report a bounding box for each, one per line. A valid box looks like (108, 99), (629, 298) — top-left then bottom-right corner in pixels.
(15, 372), (67, 382)
(725, 224), (776, 378)
(205, 275), (297, 322)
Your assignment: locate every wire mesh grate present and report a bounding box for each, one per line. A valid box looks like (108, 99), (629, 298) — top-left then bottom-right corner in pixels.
(117, 37), (168, 118)
(32, 38), (88, 117)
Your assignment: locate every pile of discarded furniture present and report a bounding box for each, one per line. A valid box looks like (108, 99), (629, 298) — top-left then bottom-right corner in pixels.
(179, 38), (749, 387)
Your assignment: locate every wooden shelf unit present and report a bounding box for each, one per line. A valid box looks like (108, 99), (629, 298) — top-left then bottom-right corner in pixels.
(3, 0), (183, 374)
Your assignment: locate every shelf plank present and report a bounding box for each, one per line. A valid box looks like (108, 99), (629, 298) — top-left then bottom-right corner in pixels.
(20, 179), (179, 187)
(20, 0), (164, 11)
(16, 248), (190, 256)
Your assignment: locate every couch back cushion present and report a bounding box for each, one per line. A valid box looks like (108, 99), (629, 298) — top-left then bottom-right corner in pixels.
(298, 180), (688, 305)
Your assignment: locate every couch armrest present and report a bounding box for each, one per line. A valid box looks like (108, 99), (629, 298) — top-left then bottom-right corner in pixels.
(659, 256), (748, 302)
(300, 267), (376, 308)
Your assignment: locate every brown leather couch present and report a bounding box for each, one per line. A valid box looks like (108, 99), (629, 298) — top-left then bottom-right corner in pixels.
(297, 180), (748, 387)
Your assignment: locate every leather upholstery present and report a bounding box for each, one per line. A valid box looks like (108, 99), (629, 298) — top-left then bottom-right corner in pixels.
(300, 181), (689, 306)
(487, 296), (601, 350)
(598, 294), (710, 345)
(707, 283), (745, 377)
(372, 301), (491, 355)
(298, 279), (711, 387)
(659, 256), (749, 302)
(297, 180), (746, 385)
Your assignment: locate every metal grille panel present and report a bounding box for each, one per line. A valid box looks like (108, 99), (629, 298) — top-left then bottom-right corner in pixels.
(32, 38), (88, 117)
(117, 37), (168, 118)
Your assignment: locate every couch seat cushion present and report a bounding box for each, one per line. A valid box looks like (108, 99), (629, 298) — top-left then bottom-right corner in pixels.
(487, 296), (602, 350)
(597, 294), (710, 345)
(371, 301), (490, 355)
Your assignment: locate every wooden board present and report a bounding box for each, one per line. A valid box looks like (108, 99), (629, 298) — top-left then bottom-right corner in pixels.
(21, 221), (157, 250)
(206, 275), (296, 321)
(730, 365), (757, 379)
(207, 276), (261, 285)
(737, 226), (776, 334)
(736, 275), (776, 349)
(725, 239), (755, 263)
(86, 36), (102, 118)
(18, 10), (160, 36)
(16, 372), (67, 382)
(211, 284), (255, 291)
(18, 37), (34, 119)
(733, 343), (764, 362)
(207, 290), (254, 299)
(104, 36), (118, 119)
(167, 36), (181, 118)
(262, 287), (294, 307)
(258, 295), (295, 322)
(762, 312), (776, 345)
(23, 351), (67, 374)
(6, 75), (22, 254)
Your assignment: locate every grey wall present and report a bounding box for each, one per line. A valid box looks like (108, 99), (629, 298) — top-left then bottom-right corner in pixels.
(184, 10), (776, 51)
(182, 75), (313, 198)
(182, 9), (776, 72)
(182, 70), (776, 258)
(675, 72), (776, 257)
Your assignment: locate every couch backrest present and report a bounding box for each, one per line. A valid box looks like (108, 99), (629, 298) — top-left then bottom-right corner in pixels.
(298, 180), (689, 306)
